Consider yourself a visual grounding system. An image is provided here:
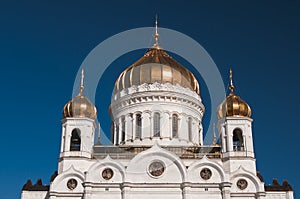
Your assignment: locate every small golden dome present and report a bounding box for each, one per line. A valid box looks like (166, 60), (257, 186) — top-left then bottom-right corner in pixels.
(217, 69), (251, 119)
(62, 69), (97, 120)
(217, 93), (251, 119)
(114, 48), (200, 94)
(63, 93), (97, 119)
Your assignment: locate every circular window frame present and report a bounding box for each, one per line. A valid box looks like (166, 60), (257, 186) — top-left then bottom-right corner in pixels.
(237, 178), (248, 190)
(200, 167), (212, 180)
(147, 160), (166, 178)
(102, 168), (114, 180)
(67, 178), (78, 190)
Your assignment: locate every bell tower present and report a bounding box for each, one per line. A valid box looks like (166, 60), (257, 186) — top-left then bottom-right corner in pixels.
(217, 69), (256, 174)
(59, 69), (97, 173)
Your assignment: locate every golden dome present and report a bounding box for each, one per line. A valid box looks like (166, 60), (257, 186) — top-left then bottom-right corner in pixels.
(63, 93), (97, 119)
(114, 18), (199, 94)
(114, 48), (200, 94)
(217, 69), (251, 119)
(63, 70), (97, 120)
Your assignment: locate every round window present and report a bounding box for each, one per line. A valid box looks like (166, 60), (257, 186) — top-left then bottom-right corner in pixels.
(102, 168), (114, 180)
(200, 168), (212, 180)
(67, 178), (77, 190)
(148, 161), (165, 177)
(237, 179), (248, 190)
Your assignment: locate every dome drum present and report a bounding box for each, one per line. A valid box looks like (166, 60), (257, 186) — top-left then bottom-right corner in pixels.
(110, 47), (204, 147)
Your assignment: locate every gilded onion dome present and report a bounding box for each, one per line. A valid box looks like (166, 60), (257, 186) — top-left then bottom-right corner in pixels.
(217, 69), (251, 119)
(63, 69), (97, 120)
(114, 19), (200, 94)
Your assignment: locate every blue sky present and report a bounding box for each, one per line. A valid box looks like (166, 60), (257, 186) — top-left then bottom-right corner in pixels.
(0, 1), (299, 198)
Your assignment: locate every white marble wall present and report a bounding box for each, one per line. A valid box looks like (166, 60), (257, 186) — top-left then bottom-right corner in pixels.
(110, 83), (204, 146)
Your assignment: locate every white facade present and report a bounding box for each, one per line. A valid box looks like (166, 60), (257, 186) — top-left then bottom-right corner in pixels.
(110, 82), (204, 146)
(21, 31), (294, 199)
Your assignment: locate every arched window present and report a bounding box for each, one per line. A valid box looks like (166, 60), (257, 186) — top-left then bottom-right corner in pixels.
(188, 117), (193, 141)
(136, 114), (142, 139)
(172, 114), (178, 138)
(110, 123), (114, 144)
(115, 123), (119, 145)
(121, 116), (125, 143)
(233, 128), (244, 151)
(153, 112), (160, 137)
(70, 128), (81, 151)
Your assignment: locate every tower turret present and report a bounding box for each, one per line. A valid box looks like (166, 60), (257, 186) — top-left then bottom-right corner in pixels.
(217, 69), (256, 174)
(59, 69), (97, 173)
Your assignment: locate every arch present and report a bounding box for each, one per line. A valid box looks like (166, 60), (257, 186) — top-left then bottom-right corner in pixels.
(70, 128), (81, 151)
(126, 144), (187, 182)
(142, 110), (152, 115)
(172, 114), (179, 138)
(233, 128), (244, 151)
(153, 112), (160, 137)
(50, 166), (84, 193)
(188, 156), (226, 182)
(86, 155), (126, 182)
(230, 166), (264, 192)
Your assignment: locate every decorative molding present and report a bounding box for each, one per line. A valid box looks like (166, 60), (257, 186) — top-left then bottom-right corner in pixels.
(114, 82), (201, 102)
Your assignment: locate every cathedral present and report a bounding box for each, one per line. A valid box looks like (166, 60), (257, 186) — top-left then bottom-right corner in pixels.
(21, 22), (294, 199)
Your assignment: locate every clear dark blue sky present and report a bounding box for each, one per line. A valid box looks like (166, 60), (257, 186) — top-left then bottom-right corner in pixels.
(0, 1), (299, 198)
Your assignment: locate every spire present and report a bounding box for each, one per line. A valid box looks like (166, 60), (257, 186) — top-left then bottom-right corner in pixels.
(213, 123), (217, 145)
(229, 68), (235, 93)
(153, 15), (161, 49)
(97, 122), (101, 144)
(80, 69), (85, 94)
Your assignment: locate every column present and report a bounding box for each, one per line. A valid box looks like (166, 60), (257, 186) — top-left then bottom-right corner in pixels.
(121, 186), (131, 199)
(113, 122), (117, 145)
(132, 114), (136, 140)
(142, 112), (151, 138)
(199, 123), (203, 145)
(226, 126), (233, 152)
(222, 129), (227, 153)
(150, 113), (153, 138)
(83, 186), (92, 199)
(60, 125), (65, 153)
(118, 117), (122, 145)
(180, 115), (188, 141)
(119, 116), (125, 144)
(64, 125), (71, 152)
(182, 185), (191, 199)
(192, 118), (198, 144)
(125, 114), (132, 142)
(169, 115), (172, 138)
(161, 112), (170, 138)
(220, 182), (231, 199)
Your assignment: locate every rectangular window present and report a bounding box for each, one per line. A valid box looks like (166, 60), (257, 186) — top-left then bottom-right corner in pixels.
(153, 112), (160, 137)
(172, 114), (178, 138)
(121, 117), (125, 143)
(188, 118), (192, 141)
(136, 114), (142, 139)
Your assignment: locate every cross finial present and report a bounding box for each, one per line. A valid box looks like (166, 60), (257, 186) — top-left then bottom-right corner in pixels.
(229, 68), (234, 93)
(153, 15), (160, 49)
(80, 69), (85, 94)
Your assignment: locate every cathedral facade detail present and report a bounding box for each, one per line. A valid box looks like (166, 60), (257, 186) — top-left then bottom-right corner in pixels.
(21, 22), (293, 199)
